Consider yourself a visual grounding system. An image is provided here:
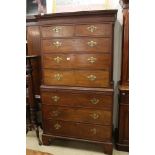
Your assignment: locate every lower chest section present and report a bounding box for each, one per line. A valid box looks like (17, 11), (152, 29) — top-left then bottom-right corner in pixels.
(41, 87), (113, 142)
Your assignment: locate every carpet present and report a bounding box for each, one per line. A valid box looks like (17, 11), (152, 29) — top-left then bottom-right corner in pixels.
(26, 149), (53, 155)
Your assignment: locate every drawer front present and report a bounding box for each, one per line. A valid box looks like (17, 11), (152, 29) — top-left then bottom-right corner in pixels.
(43, 120), (112, 141)
(42, 54), (110, 70)
(75, 24), (112, 37)
(42, 106), (112, 125)
(41, 25), (74, 38)
(42, 38), (112, 53)
(43, 70), (109, 87)
(41, 91), (113, 108)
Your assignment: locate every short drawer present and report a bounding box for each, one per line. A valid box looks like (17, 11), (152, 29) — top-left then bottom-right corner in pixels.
(75, 24), (112, 37)
(40, 25), (74, 38)
(42, 38), (112, 53)
(43, 70), (109, 87)
(43, 120), (112, 141)
(42, 105), (112, 125)
(42, 54), (110, 70)
(41, 91), (113, 108)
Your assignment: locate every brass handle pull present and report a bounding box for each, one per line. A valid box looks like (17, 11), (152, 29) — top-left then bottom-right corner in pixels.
(87, 41), (97, 47)
(90, 98), (99, 104)
(51, 110), (60, 117)
(53, 56), (63, 63)
(87, 75), (96, 81)
(90, 113), (100, 120)
(52, 96), (60, 102)
(90, 128), (97, 135)
(52, 27), (62, 33)
(54, 73), (63, 81)
(66, 57), (71, 61)
(87, 25), (97, 32)
(53, 41), (62, 48)
(54, 123), (61, 130)
(87, 57), (97, 63)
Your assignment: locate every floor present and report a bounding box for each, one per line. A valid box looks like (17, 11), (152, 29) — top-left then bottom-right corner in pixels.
(26, 130), (129, 155)
(27, 149), (53, 155)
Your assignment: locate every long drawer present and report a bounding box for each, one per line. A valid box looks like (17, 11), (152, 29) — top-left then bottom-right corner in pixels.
(41, 90), (113, 108)
(42, 105), (112, 125)
(43, 119), (112, 141)
(42, 54), (110, 70)
(43, 70), (109, 87)
(42, 38), (112, 53)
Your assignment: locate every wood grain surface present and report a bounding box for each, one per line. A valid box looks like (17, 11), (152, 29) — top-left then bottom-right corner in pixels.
(42, 53), (110, 70)
(42, 38), (112, 53)
(26, 149), (53, 155)
(43, 120), (112, 142)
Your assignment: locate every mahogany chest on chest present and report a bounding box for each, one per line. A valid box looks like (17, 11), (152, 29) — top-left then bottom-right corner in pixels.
(27, 10), (117, 155)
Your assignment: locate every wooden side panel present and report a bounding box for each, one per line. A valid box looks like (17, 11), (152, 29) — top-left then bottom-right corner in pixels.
(121, 9), (129, 85)
(27, 26), (41, 55)
(27, 26), (41, 95)
(116, 87), (129, 151)
(118, 104), (129, 144)
(30, 58), (41, 95)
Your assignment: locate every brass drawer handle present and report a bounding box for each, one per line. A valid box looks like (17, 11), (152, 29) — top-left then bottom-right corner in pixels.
(54, 73), (63, 80)
(90, 128), (97, 135)
(87, 75), (96, 81)
(52, 96), (60, 102)
(54, 123), (61, 130)
(52, 27), (62, 33)
(87, 41), (97, 47)
(51, 110), (60, 117)
(87, 57), (97, 63)
(90, 98), (99, 104)
(53, 56), (63, 63)
(90, 113), (100, 120)
(87, 25), (97, 32)
(66, 57), (71, 61)
(53, 41), (62, 48)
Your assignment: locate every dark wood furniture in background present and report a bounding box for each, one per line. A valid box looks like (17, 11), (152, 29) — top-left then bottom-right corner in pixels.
(116, 0), (129, 151)
(26, 55), (42, 145)
(27, 16), (42, 128)
(26, 18), (41, 98)
(27, 10), (117, 155)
